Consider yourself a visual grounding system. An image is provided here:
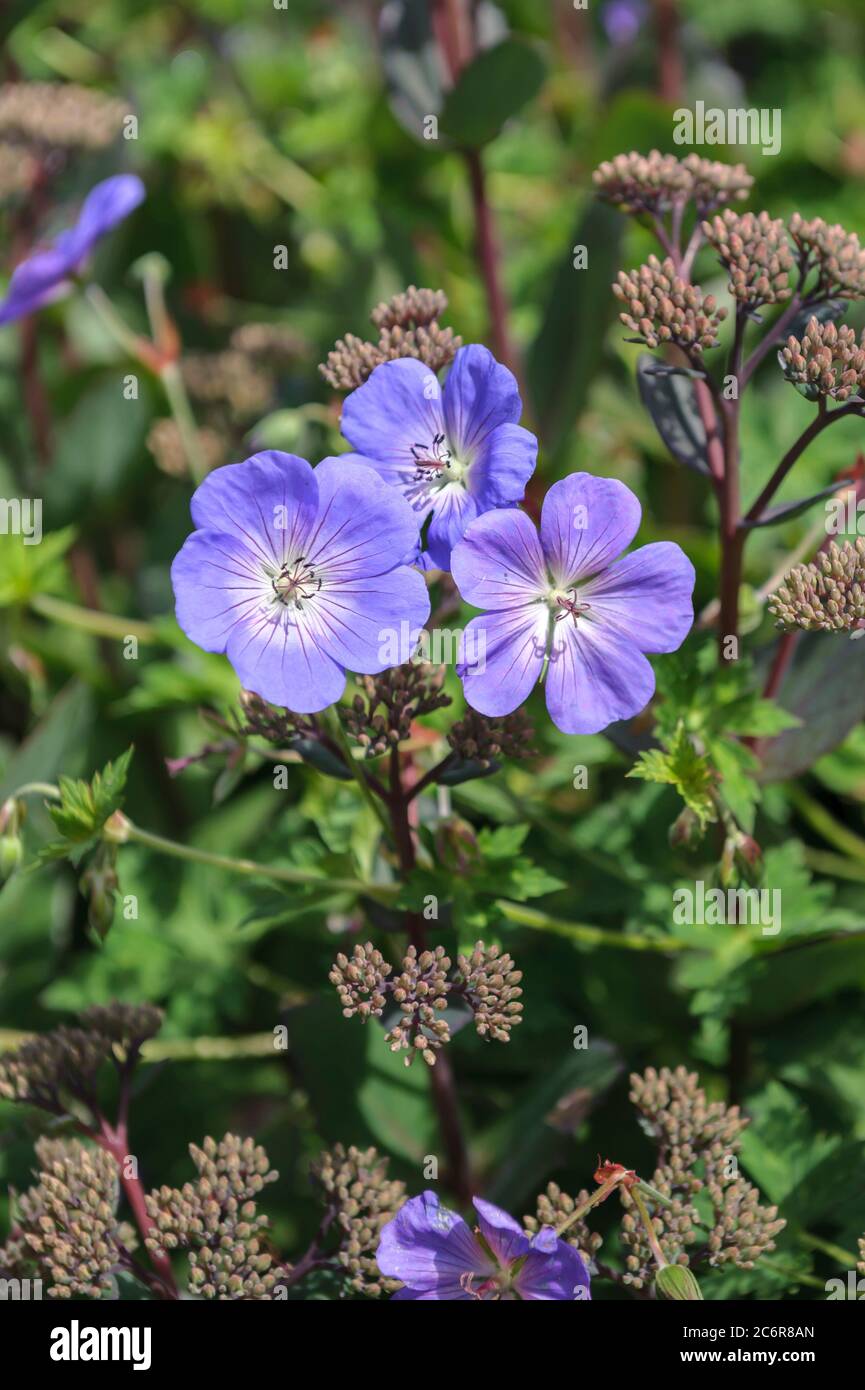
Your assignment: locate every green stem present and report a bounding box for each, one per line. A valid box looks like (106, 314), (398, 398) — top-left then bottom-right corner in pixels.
(327, 708), (394, 844)
(160, 360), (207, 484)
(496, 899), (691, 952)
(30, 593), (158, 643)
(797, 1231), (857, 1267)
(787, 783), (865, 865)
(85, 283), (153, 361)
(630, 1184), (667, 1270)
(117, 816), (397, 898)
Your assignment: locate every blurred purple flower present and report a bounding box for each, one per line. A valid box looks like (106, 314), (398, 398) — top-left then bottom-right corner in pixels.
(603, 0), (646, 45)
(0, 173), (145, 326)
(171, 451), (429, 712)
(339, 344), (537, 571)
(377, 1190), (591, 1300)
(451, 472), (695, 735)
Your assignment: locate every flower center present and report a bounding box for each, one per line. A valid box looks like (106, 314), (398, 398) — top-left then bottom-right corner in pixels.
(272, 556), (320, 610)
(410, 434), (467, 487)
(550, 587), (592, 624)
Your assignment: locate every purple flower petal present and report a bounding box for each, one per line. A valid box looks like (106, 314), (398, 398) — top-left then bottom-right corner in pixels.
(541, 472), (641, 587)
(309, 456), (424, 577)
(0, 174), (144, 327)
(442, 344), (522, 456)
(190, 451), (319, 565)
(71, 174), (145, 256)
(227, 606), (348, 712)
(581, 541), (695, 652)
(515, 1241), (592, 1300)
(340, 357), (445, 483)
(545, 614), (657, 734)
(458, 605), (547, 717)
(171, 529), (268, 653)
(451, 509), (546, 609)
(377, 1192), (492, 1294)
(468, 422), (537, 508)
(426, 485), (479, 571)
(472, 1197), (531, 1266)
(312, 568), (430, 673)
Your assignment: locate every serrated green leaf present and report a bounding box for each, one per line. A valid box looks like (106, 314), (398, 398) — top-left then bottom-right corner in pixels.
(627, 723), (716, 829)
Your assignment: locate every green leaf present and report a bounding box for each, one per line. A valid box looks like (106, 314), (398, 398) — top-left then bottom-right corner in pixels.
(439, 39), (546, 149)
(759, 630), (865, 781)
(527, 201), (622, 453)
(628, 723), (716, 829)
(44, 747), (133, 861)
(0, 525), (76, 607)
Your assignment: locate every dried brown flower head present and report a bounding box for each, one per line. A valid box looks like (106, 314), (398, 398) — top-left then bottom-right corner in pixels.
(320, 286), (461, 390)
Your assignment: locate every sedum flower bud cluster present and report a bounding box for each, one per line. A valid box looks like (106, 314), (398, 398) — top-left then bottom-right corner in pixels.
(0, 82), (127, 152)
(320, 285), (462, 390)
(593, 150), (752, 217)
(330, 939), (523, 1066)
(0, 1138), (132, 1299)
(703, 210), (793, 307)
(621, 1067), (784, 1286)
(768, 538), (865, 634)
(613, 255), (727, 353)
(311, 1144), (406, 1297)
(145, 1134), (287, 1300)
(789, 214), (865, 299)
(780, 317), (865, 401)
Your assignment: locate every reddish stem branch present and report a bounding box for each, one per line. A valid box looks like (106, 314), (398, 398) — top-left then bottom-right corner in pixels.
(464, 150), (522, 384)
(387, 747), (475, 1203)
(97, 1117), (179, 1299)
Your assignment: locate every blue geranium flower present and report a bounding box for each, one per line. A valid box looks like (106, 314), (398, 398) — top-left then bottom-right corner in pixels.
(339, 344), (537, 571)
(0, 174), (145, 326)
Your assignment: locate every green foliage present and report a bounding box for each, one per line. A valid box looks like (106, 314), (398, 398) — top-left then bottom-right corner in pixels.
(628, 722), (717, 830)
(43, 748), (133, 864)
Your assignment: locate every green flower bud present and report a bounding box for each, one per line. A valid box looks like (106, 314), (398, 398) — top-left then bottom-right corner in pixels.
(668, 806), (703, 851)
(655, 1263), (704, 1300)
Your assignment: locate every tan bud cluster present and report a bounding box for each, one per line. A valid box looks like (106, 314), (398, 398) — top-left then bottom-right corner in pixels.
(181, 350), (276, 417)
(790, 214), (865, 299)
(0, 1139), (127, 1299)
(768, 538), (865, 634)
(621, 1067), (784, 1283)
(145, 1134), (286, 1300)
(320, 286), (461, 390)
(311, 1144), (406, 1297)
(385, 945), (452, 1066)
(329, 942), (392, 1020)
(0, 141), (37, 197)
(456, 941), (523, 1042)
(0, 1027), (110, 1111)
(145, 418), (226, 478)
(703, 210), (793, 306)
(0, 82), (127, 150)
(593, 149), (752, 216)
(780, 316), (865, 401)
(79, 1001), (164, 1051)
(613, 255), (727, 353)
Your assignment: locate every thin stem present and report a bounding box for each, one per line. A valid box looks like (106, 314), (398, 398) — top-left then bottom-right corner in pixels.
(496, 899), (691, 952)
(743, 402), (864, 525)
(787, 783), (865, 865)
(160, 360), (208, 484)
(30, 593), (158, 643)
(97, 1117), (178, 1299)
(328, 708), (394, 843)
(464, 149), (522, 383)
(630, 1184), (667, 1270)
(386, 747), (475, 1202)
(85, 284), (161, 369)
(20, 315), (52, 466)
(739, 294), (806, 389)
(116, 815), (399, 899)
(405, 752), (457, 802)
